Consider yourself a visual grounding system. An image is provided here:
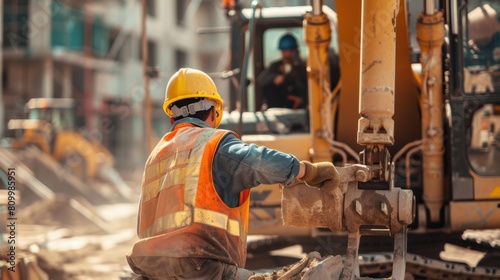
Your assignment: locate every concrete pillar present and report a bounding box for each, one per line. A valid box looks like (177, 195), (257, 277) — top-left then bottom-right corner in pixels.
(62, 65), (72, 98)
(29, 0), (51, 53)
(41, 59), (54, 98)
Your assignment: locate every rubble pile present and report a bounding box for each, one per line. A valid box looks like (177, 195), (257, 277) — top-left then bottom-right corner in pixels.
(249, 251), (343, 280)
(0, 248), (55, 280)
(0, 147), (139, 279)
(17, 194), (104, 234)
(462, 229), (500, 249)
(3, 195), (138, 279)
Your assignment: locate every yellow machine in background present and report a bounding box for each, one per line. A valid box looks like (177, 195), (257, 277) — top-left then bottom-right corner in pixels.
(8, 98), (131, 200)
(9, 98), (112, 180)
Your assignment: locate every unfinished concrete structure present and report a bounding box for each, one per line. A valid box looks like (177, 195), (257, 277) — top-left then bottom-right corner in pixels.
(2, 0), (230, 174)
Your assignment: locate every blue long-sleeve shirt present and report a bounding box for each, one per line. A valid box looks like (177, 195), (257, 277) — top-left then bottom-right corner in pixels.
(170, 118), (300, 207)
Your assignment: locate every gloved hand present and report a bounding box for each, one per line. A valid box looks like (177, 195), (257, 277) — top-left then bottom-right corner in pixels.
(299, 161), (340, 189)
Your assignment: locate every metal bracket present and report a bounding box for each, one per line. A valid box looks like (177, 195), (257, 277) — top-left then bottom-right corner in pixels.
(338, 162), (414, 280)
(342, 227), (408, 280)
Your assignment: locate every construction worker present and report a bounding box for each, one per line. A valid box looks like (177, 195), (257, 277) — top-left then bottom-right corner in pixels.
(257, 33), (308, 109)
(126, 68), (340, 279)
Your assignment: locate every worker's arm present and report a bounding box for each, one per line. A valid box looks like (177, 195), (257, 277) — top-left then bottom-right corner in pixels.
(214, 134), (338, 194)
(213, 133), (301, 195)
(212, 133), (338, 208)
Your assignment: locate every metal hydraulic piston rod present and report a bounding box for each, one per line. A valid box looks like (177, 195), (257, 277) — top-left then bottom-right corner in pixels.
(417, 0), (445, 224)
(304, 0), (334, 163)
(357, 0), (396, 182)
(344, 0), (415, 279)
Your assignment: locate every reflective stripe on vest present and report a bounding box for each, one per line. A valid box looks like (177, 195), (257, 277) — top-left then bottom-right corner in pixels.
(141, 208), (242, 238)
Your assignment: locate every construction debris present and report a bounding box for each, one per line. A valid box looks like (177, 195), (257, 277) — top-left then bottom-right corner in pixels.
(462, 229), (500, 249)
(249, 252), (343, 280)
(0, 197), (138, 279)
(17, 194), (114, 235)
(0, 249), (50, 280)
(439, 243), (487, 268)
(0, 141), (141, 279)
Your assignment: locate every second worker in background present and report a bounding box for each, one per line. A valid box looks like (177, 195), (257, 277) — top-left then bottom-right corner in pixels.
(257, 33), (308, 109)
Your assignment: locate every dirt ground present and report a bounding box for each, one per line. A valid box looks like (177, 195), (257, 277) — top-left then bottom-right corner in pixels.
(3, 197), (139, 279)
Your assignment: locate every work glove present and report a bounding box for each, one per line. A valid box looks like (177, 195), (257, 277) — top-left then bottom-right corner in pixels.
(300, 161), (340, 189)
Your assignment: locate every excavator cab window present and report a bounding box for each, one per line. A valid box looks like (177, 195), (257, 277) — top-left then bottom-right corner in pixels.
(231, 24), (340, 135)
(28, 107), (75, 132)
(258, 28), (307, 111)
(220, 6), (339, 135)
(256, 26), (339, 111)
(467, 104), (500, 176)
(463, 1), (500, 94)
(461, 1), (500, 176)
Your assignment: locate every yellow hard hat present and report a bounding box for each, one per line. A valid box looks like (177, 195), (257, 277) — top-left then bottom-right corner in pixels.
(163, 68), (224, 127)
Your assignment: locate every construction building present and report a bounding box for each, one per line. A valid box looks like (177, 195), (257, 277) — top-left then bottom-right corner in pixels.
(1, 0), (231, 176)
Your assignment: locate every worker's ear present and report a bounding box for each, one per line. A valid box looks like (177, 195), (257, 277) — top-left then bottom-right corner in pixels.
(205, 107), (216, 126)
(211, 107), (216, 122)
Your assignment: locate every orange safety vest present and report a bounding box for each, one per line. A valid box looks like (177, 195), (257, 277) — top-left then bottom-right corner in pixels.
(130, 123), (250, 268)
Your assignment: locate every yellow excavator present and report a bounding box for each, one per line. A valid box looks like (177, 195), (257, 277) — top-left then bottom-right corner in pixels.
(218, 0), (500, 278)
(7, 98), (132, 201)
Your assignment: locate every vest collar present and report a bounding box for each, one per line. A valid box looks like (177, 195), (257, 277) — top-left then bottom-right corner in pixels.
(170, 117), (211, 132)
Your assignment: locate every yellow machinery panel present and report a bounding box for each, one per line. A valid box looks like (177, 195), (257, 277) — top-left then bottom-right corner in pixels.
(450, 200), (500, 231)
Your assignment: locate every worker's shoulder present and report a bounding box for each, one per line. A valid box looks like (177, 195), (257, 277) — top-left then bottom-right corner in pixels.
(215, 128), (239, 139)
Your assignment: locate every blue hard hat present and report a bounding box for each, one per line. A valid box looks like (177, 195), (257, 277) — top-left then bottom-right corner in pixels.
(278, 33), (298, 50)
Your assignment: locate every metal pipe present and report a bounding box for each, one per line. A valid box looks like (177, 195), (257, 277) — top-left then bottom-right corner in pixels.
(416, 9), (445, 223)
(451, 0), (458, 35)
(393, 139), (423, 166)
(424, 0), (435, 16)
(329, 146), (347, 166)
(238, 0), (259, 136)
(320, 75), (356, 163)
(311, 0), (323, 16)
(321, 79), (360, 165)
(405, 145), (422, 189)
(304, 2), (332, 162)
(325, 137), (360, 164)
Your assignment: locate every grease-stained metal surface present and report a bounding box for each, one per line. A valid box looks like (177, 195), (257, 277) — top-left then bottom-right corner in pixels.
(357, 0), (398, 147)
(281, 163), (414, 235)
(343, 185), (413, 234)
(417, 9), (446, 224)
(281, 179), (343, 232)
